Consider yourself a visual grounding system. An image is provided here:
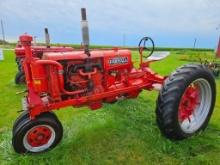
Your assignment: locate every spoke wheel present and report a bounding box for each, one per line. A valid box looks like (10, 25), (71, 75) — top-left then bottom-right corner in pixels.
(178, 79), (212, 134)
(156, 64), (216, 140)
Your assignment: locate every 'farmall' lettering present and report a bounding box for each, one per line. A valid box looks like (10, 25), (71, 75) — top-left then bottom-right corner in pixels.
(109, 57), (128, 65)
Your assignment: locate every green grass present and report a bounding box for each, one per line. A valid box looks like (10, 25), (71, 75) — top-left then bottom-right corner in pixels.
(178, 50), (220, 63)
(0, 50), (220, 165)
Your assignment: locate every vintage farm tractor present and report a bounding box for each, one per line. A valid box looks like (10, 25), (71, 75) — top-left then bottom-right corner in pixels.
(14, 28), (74, 84)
(12, 8), (216, 153)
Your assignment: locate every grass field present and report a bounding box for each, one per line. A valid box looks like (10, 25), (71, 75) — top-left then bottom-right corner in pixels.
(0, 49), (220, 165)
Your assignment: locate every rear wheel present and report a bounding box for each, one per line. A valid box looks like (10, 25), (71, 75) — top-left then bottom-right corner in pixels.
(12, 112), (63, 153)
(212, 68), (220, 77)
(15, 57), (23, 71)
(156, 64), (216, 139)
(15, 71), (25, 84)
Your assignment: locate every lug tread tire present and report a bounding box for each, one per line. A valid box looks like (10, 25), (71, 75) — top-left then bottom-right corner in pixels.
(156, 64), (216, 140)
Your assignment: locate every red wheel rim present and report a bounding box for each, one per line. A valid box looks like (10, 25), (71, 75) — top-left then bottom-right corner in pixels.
(27, 126), (52, 147)
(178, 83), (201, 122)
(177, 79), (212, 133)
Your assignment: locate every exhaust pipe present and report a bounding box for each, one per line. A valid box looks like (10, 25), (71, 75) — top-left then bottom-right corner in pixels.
(44, 27), (50, 48)
(81, 8), (90, 56)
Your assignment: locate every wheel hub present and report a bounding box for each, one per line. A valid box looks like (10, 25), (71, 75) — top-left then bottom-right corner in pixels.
(179, 84), (200, 122)
(27, 126), (52, 147)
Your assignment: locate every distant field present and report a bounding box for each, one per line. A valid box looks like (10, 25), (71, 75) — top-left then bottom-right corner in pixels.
(0, 49), (220, 164)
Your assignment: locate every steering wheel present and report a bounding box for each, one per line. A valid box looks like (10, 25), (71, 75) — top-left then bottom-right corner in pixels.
(138, 37), (155, 58)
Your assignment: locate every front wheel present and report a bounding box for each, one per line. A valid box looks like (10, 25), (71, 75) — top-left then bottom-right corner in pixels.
(12, 112), (63, 153)
(156, 64), (216, 140)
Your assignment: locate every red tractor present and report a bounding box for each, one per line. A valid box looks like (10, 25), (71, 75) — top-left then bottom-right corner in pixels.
(12, 8), (216, 154)
(14, 28), (74, 84)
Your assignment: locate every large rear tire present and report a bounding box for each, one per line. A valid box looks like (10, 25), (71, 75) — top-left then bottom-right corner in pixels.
(15, 71), (26, 84)
(212, 68), (220, 77)
(156, 64), (216, 140)
(12, 112), (63, 153)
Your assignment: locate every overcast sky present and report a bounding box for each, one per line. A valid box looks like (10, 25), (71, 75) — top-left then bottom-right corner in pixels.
(0, 0), (220, 48)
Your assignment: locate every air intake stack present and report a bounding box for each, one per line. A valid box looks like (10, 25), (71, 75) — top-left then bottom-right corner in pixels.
(44, 27), (50, 48)
(81, 8), (90, 56)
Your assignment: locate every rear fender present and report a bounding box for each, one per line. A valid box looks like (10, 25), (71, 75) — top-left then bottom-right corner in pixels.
(147, 51), (170, 62)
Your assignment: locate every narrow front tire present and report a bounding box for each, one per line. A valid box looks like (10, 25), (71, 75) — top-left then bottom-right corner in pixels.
(12, 112), (63, 154)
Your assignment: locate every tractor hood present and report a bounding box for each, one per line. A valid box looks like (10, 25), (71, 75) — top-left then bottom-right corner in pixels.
(42, 49), (131, 61)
